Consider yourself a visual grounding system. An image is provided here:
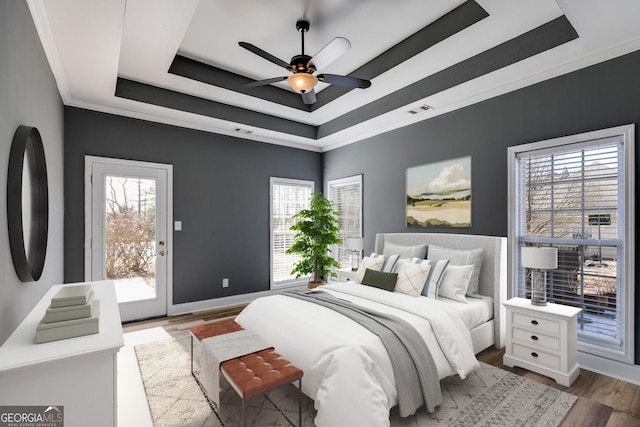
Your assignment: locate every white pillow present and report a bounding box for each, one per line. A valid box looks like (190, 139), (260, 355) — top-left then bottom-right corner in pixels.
(355, 256), (384, 283)
(370, 253), (400, 273)
(410, 257), (450, 299)
(395, 262), (431, 297)
(427, 244), (484, 296)
(438, 264), (475, 303)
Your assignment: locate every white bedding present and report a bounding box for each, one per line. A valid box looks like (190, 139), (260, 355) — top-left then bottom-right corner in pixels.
(438, 294), (493, 330)
(235, 282), (482, 427)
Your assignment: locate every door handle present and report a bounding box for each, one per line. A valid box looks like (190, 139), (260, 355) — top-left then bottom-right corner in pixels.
(156, 251), (165, 257)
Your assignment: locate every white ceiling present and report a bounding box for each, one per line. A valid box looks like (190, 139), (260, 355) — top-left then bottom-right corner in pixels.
(29, 0), (640, 152)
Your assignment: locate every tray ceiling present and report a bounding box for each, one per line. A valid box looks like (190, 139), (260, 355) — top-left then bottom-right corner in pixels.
(30, 0), (640, 151)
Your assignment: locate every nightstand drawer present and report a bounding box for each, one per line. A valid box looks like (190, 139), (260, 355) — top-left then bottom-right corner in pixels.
(512, 312), (560, 334)
(512, 328), (560, 351)
(336, 268), (358, 282)
(512, 343), (560, 369)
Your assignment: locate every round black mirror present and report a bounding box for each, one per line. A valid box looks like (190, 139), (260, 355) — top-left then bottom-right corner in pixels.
(7, 125), (49, 282)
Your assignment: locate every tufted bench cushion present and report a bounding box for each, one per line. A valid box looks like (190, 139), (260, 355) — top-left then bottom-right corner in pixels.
(190, 318), (244, 341)
(221, 348), (303, 399)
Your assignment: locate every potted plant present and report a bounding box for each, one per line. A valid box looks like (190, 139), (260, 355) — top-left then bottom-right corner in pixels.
(286, 192), (342, 288)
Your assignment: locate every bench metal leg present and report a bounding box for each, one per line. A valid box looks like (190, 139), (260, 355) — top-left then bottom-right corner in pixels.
(190, 335), (193, 375)
(242, 398), (246, 427)
(238, 380), (302, 427)
(298, 378), (302, 427)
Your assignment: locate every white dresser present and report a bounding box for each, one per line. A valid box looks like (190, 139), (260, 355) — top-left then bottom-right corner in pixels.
(503, 297), (582, 387)
(0, 281), (124, 426)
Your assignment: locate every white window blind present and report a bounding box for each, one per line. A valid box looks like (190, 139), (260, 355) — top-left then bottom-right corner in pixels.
(512, 128), (634, 362)
(270, 177), (314, 288)
(327, 175), (362, 268)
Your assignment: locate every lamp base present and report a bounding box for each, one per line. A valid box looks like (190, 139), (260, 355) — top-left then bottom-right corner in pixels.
(350, 251), (360, 272)
(530, 269), (548, 306)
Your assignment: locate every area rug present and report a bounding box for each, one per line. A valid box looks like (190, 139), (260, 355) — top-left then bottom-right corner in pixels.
(135, 335), (577, 427)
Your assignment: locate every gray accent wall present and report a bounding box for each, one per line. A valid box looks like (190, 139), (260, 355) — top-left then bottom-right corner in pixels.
(0, 1), (65, 344)
(323, 49), (640, 363)
(63, 108), (322, 304)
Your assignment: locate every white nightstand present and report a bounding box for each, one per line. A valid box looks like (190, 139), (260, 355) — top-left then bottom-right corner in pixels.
(335, 267), (358, 283)
(503, 297), (582, 387)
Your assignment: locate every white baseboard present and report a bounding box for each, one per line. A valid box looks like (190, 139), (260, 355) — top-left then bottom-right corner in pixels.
(578, 351), (640, 386)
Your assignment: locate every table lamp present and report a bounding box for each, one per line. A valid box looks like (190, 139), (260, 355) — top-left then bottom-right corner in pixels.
(521, 246), (558, 306)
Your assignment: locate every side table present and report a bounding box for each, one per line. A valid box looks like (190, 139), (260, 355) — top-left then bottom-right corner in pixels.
(503, 297), (582, 387)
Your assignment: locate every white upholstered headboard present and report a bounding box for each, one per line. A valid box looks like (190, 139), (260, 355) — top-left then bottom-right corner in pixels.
(374, 233), (507, 348)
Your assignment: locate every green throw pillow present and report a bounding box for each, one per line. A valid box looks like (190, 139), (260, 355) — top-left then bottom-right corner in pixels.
(361, 268), (398, 292)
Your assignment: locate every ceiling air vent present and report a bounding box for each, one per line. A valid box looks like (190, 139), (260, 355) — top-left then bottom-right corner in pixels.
(407, 104), (433, 115)
(233, 127), (253, 135)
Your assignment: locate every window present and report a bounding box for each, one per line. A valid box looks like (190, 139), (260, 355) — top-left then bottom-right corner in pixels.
(508, 124), (635, 364)
(327, 175), (363, 269)
(270, 177), (314, 288)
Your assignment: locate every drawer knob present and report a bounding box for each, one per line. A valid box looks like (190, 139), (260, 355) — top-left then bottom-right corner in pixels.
(531, 320), (539, 325)
(531, 352), (539, 358)
(531, 335), (539, 341)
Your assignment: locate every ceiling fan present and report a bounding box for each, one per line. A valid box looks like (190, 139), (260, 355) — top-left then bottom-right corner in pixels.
(239, 19), (371, 105)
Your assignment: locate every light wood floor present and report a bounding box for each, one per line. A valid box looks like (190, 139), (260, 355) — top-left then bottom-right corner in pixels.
(123, 305), (640, 427)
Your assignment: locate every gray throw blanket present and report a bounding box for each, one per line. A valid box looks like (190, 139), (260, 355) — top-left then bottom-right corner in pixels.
(283, 289), (442, 416)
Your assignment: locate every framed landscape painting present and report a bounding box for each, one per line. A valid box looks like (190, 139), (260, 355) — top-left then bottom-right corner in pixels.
(406, 156), (471, 227)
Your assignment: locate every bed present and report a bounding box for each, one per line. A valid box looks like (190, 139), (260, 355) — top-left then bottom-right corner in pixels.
(235, 232), (507, 427)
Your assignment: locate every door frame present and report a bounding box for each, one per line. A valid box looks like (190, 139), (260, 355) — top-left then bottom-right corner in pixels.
(84, 155), (173, 320)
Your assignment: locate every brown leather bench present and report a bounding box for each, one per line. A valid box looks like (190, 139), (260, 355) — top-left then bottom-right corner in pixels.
(190, 319), (304, 427)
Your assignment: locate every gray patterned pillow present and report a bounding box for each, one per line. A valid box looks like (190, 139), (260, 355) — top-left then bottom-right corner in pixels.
(383, 243), (427, 259)
(408, 257), (450, 299)
(427, 244), (485, 296)
(370, 253), (400, 273)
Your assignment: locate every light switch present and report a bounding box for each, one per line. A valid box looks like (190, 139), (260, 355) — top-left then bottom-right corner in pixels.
(174, 221), (182, 231)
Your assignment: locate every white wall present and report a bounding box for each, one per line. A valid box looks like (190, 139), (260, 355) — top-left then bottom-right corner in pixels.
(0, 1), (64, 343)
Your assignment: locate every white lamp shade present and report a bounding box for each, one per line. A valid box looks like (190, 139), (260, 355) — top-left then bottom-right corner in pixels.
(346, 237), (364, 251)
(521, 246), (558, 269)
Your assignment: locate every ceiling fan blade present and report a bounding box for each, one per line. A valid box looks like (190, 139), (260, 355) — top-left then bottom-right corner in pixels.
(317, 74), (371, 89)
(308, 37), (350, 70)
(243, 76), (288, 88)
(301, 90), (317, 105)
(239, 42), (291, 70)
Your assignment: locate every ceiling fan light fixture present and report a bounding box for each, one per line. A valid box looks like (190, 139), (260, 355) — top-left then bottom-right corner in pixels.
(287, 73), (318, 94)
(240, 19), (369, 104)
